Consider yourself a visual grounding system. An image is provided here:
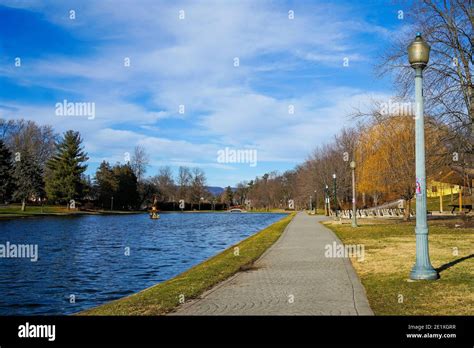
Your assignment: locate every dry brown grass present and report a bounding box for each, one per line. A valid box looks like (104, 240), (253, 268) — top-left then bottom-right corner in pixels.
(325, 219), (474, 315)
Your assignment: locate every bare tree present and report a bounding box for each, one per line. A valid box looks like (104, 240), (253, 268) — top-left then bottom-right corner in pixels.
(190, 167), (207, 208)
(130, 145), (150, 182)
(0, 118), (58, 169)
(234, 181), (249, 205)
(151, 166), (176, 202)
(378, 0), (472, 152)
(177, 166), (192, 202)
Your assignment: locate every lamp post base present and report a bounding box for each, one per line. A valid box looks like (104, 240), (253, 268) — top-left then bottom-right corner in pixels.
(410, 266), (439, 280)
(410, 231), (439, 280)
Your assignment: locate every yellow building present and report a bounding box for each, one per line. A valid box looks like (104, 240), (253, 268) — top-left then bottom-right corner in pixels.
(427, 181), (461, 198)
(427, 166), (473, 211)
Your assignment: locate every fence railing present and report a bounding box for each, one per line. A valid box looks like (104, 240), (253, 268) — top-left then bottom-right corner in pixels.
(330, 208), (413, 219)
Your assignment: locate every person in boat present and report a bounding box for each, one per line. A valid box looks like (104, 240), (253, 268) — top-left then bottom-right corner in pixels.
(149, 195), (160, 219)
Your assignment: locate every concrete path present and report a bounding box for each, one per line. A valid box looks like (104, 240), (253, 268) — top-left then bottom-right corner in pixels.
(171, 212), (373, 315)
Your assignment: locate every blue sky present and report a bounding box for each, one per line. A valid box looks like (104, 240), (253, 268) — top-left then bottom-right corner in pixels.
(0, 0), (412, 187)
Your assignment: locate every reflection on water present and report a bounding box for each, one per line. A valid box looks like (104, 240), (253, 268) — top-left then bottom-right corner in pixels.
(0, 212), (286, 315)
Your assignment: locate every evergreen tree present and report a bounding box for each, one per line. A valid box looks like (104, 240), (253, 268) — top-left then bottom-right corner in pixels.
(0, 140), (14, 203)
(94, 162), (139, 210)
(113, 164), (139, 210)
(81, 175), (95, 201)
(94, 161), (117, 209)
(12, 151), (44, 211)
(46, 130), (88, 205)
(224, 186), (234, 208)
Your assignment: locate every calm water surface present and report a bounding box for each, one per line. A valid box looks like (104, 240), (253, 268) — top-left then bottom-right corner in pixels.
(0, 212), (286, 315)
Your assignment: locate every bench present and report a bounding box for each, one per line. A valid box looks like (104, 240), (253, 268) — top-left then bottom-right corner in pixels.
(448, 204), (472, 213)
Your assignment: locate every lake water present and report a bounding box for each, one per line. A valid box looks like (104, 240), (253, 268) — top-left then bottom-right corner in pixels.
(0, 212), (286, 315)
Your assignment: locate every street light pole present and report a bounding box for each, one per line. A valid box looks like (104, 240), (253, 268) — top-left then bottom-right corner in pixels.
(314, 190), (318, 214)
(309, 195), (312, 212)
(332, 174), (337, 218)
(199, 197), (204, 210)
(408, 33), (438, 280)
(325, 184), (329, 216)
(350, 161), (358, 228)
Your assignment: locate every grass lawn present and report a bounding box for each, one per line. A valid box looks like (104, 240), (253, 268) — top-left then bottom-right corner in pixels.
(80, 212), (295, 315)
(0, 204), (142, 219)
(324, 218), (474, 315)
(0, 204), (70, 216)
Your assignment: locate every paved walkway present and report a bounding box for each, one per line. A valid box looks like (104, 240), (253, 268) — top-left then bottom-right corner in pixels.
(171, 212), (373, 315)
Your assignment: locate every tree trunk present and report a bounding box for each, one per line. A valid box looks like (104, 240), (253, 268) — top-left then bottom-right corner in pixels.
(471, 181), (474, 206)
(403, 198), (411, 221)
(21, 199), (26, 211)
(469, 84), (473, 143)
(469, 84), (473, 203)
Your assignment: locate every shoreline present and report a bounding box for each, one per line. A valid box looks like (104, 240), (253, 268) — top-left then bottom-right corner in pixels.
(0, 208), (292, 220)
(0, 209), (144, 220)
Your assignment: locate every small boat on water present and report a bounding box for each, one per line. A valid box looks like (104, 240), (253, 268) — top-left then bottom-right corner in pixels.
(150, 209), (160, 219)
(149, 195), (160, 219)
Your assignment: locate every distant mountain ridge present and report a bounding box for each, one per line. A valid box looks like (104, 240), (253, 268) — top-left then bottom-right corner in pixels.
(206, 186), (235, 196)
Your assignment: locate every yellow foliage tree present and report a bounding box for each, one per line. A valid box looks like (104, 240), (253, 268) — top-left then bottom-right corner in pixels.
(356, 115), (447, 220)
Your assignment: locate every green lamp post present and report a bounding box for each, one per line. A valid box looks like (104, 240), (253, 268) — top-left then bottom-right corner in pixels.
(408, 33), (439, 280)
(350, 160), (358, 228)
(325, 184), (329, 216)
(333, 173), (337, 218)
